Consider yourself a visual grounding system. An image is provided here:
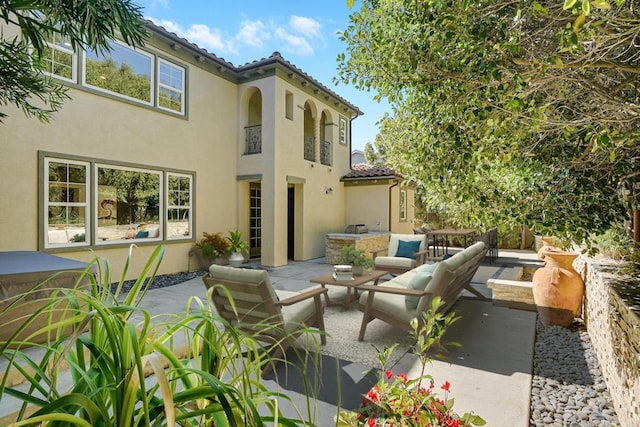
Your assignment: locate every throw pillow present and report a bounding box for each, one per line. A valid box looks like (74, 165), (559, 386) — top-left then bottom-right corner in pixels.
(395, 239), (421, 259)
(405, 271), (433, 310)
(417, 262), (439, 274)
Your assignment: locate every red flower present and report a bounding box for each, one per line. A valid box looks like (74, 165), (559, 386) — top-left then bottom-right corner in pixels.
(385, 369), (393, 379)
(441, 381), (451, 391)
(367, 418), (378, 426)
(397, 373), (408, 384)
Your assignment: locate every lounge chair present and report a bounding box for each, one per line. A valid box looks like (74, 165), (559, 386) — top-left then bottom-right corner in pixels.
(371, 233), (428, 275)
(202, 264), (327, 375)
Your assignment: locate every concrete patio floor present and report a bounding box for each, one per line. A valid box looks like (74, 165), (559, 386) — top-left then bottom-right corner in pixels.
(136, 248), (539, 426)
(0, 248), (540, 426)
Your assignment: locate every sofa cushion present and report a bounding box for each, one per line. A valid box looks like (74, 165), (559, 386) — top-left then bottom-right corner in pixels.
(395, 239), (421, 259)
(405, 271), (433, 310)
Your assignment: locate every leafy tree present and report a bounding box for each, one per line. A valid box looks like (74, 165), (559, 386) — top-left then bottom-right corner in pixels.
(1, 0), (146, 122)
(338, 0), (640, 248)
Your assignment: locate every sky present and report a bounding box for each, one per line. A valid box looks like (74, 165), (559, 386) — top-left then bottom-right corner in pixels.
(136, 0), (388, 152)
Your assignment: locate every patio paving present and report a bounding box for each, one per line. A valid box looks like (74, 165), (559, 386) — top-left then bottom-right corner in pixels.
(0, 248), (539, 425)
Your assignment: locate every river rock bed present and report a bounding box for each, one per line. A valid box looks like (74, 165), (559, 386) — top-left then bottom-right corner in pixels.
(530, 319), (620, 426)
(110, 270), (207, 294)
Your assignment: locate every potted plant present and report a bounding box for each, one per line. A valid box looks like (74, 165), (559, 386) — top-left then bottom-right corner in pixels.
(227, 230), (250, 267)
(191, 232), (231, 269)
(335, 245), (373, 275)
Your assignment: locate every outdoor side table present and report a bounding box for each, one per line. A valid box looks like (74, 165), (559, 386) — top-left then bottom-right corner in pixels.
(310, 269), (388, 309)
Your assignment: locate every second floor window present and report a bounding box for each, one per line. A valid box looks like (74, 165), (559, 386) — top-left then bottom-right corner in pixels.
(84, 40), (153, 105)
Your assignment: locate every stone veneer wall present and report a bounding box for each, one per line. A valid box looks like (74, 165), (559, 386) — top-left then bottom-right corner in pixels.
(574, 256), (640, 427)
(325, 233), (389, 264)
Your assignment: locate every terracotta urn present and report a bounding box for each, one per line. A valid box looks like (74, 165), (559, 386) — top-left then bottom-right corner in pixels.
(537, 236), (558, 260)
(532, 249), (584, 327)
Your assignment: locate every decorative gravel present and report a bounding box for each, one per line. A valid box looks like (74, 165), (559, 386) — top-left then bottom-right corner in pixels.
(530, 319), (620, 426)
(110, 269), (207, 294)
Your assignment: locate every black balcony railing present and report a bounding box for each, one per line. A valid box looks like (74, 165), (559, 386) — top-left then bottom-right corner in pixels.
(320, 139), (331, 166)
(245, 125), (262, 154)
(304, 135), (315, 161)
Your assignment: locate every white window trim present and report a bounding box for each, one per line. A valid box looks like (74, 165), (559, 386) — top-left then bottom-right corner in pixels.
(157, 58), (185, 114)
(43, 37), (77, 83)
(81, 40), (155, 107)
(399, 189), (407, 222)
(339, 116), (347, 145)
(166, 172), (193, 240)
(44, 157), (90, 249)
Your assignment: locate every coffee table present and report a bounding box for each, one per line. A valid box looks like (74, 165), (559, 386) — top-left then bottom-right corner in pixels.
(310, 270), (388, 309)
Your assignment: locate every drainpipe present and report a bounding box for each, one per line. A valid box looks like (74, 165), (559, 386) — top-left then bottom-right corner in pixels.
(349, 113), (360, 171)
(388, 179), (399, 232)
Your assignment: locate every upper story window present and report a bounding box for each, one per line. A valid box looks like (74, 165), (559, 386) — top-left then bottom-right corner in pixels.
(41, 153), (194, 250)
(339, 116), (348, 145)
(42, 33), (76, 82)
(158, 59), (185, 114)
(83, 40), (153, 105)
(42, 33), (186, 116)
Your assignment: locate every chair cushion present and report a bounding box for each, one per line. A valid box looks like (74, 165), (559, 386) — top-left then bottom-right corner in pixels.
(374, 256), (415, 270)
(208, 265), (279, 304)
(405, 271), (433, 310)
(276, 290), (318, 335)
(395, 240), (421, 259)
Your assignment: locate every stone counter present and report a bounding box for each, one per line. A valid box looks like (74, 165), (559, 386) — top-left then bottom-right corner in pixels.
(325, 232), (390, 264)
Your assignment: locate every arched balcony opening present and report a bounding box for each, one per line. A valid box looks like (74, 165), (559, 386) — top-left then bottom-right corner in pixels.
(320, 110), (333, 166)
(303, 101), (315, 161)
(245, 90), (262, 154)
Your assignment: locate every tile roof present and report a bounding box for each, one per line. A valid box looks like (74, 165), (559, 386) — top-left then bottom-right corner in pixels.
(341, 163), (398, 180)
(145, 21), (362, 116)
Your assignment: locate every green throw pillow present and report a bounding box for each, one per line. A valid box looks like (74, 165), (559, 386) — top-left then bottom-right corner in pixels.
(405, 271), (433, 310)
(417, 262), (439, 274)
(395, 239), (421, 259)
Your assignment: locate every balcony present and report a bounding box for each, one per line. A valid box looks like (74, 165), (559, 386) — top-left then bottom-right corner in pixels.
(304, 135), (315, 161)
(244, 125), (262, 154)
(320, 140), (331, 166)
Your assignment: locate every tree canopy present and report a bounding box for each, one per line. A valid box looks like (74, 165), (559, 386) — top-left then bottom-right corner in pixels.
(338, 0), (640, 247)
(1, 0), (146, 122)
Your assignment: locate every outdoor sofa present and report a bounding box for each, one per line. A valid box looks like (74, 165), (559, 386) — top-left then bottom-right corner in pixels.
(357, 241), (488, 341)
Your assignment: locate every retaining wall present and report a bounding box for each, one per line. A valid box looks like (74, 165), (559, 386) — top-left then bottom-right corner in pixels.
(575, 256), (640, 427)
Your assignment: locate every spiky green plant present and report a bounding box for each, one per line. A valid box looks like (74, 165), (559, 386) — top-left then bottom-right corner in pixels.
(0, 244), (322, 426)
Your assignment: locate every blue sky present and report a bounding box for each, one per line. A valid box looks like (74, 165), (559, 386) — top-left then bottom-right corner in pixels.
(137, 0), (388, 151)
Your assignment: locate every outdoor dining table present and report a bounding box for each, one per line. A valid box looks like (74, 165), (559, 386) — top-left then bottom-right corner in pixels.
(424, 228), (477, 256)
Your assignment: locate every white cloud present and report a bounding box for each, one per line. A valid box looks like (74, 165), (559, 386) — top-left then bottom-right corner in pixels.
(146, 17), (237, 55)
(237, 20), (268, 49)
(289, 16), (321, 38)
(186, 24), (236, 54)
(274, 28), (314, 56)
(146, 14), (325, 60)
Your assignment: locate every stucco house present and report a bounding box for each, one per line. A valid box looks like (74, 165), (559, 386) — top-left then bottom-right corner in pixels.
(343, 163), (416, 235)
(1, 20), (417, 277)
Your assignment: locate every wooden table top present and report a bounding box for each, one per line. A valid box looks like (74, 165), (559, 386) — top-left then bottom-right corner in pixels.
(310, 269), (388, 287)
